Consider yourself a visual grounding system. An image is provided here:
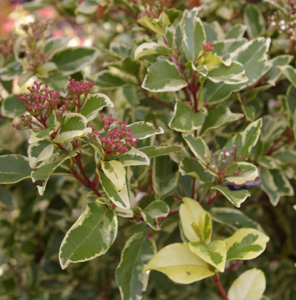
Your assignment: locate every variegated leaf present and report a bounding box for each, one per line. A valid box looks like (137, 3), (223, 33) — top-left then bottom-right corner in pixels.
(81, 93), (113, 121)
(99, 170), (130, 209)
(0, 155), (31, 184)
(141, 200), (170, 230)
(53, 113), (92, 143)
(211, 186), (250, 208)
(144, 243), (214, 284)
(28, 140), (54, 168)
(118, 147), (150, 167)
(142, 60), (187, 92)
(116, 230), (156, 300)
(169, 102), (205, 133)
(59, 203), (117, 269)
(180, 197), (212, 243)
(224, 228), (269, 261)
(189, 240), (227, 272)
(228, 268), (266, 300)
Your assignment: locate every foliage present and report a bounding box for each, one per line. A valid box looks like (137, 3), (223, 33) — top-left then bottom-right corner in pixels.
(0, 0), (296, 299)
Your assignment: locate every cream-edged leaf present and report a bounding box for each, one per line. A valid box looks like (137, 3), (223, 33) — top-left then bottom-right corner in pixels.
(224, 228), (269, 261)
(189, 240), (227, 272)
(144, 243), (215, 284)
(101, 160), (126, 191)
(180, 197), (212, 243)
(228, 268), (266, 300)
(142, 60), (187, 92)
(59, 203), (117, 269)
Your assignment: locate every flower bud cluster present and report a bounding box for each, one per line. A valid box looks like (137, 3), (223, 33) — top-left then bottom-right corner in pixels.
(13, 114), (34, 130)
(17, 81), (61, 126)
(202, 41), (214, 53)
(15, 79), (97, 130)
(91, 114), (139, 158)
(65, 79), (96, 111)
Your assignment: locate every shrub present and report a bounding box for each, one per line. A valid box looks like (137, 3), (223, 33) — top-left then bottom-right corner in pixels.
(0, 0), (295, 299)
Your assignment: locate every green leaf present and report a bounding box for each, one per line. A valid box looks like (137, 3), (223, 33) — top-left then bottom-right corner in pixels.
(0, 155), (31, 184)
(224, 162), (259, 185)
(211, 186), (250, 208)
(213, 39), (247, 58)
(44, 37), (70, 56)
(189, 240), (227, 272)
(225, 24), (247, 39)
(139, 145), (181, 157)
(126, 121), (164, 139)
(182, 135), (213, 172)
(182, 8), (206, 62)
(81, 93), (113, 121)
(109, 57), (140, 76)
(228, 268), (266, 300)
(115, 230), (156, 300)
(101, 160), (126, 191)
(211, 207), (264, 231)
(117, 147), (150, 167)
(41, 71), (69, 96)
(203, 38), (270, 104)
(244, 4), (265, 38)
(99, 170), (130, 209)
(144, 243), (214, 284)
(137, 13), (169, 36)
(257, 156), (280, 169)
(224, 228), (269, 261)
(152, 155), (179, 198)
(53, 113), (92, 143)
(179, 157), (211, 182)
(2, 94), (26, 118)
(0, 61), (22, 81)
(231, 38), (270, 88)
(200, 106), (243, 136)
(28, 140), (54, 168)
(142, 200), (170, 230)
(59, 203), (117, 269)
(223, 119), (262, 163)
(206, 61), (247, 84)
(259, 167), (294, 206)
(142, 60), (187, 92)
(31, 150), (80, 196)
(52, 47), (98, 75)
(95, 71), (133, 89)
(263, 55), (293, 86)
(169, 102), (205, 133)
(179, 197), (212, 243)
(134, 42), (172, 60)
(279, 65), (296, 88)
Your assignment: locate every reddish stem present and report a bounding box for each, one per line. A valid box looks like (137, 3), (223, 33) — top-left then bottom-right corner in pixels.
(210, 274), (229, 300)
(265, 128), (294, 155)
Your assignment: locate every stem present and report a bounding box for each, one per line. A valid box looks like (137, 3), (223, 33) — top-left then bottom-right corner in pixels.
(210, 274), (229, 300)
(265, 128), (294, 155)
(171, 56), (191, 87)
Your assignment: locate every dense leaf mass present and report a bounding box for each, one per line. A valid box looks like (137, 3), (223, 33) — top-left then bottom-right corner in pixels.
(0, 1), (295, 299)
